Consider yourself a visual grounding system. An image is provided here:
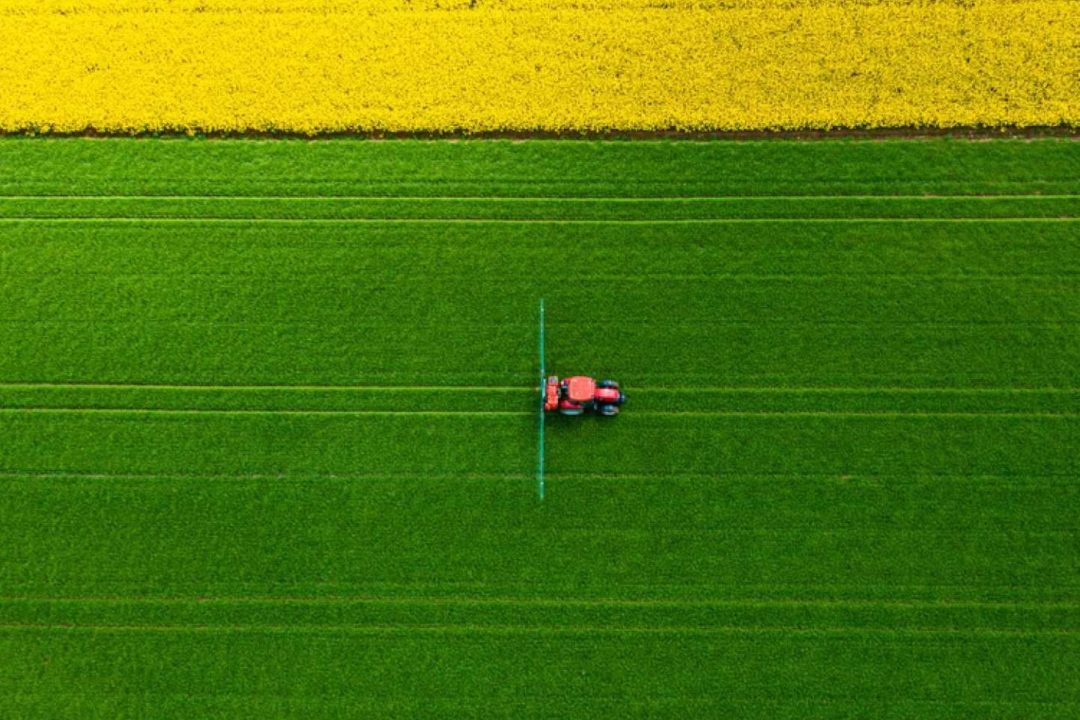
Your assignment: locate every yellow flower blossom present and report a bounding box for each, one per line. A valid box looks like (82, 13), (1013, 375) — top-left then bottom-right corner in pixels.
(0, 0), (1075, 132)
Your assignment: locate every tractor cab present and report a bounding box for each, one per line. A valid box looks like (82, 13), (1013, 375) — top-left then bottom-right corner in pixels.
(564, 376), (597, 404)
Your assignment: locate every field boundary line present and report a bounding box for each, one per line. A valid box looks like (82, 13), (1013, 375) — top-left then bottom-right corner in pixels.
(0, 622), (1072, 638)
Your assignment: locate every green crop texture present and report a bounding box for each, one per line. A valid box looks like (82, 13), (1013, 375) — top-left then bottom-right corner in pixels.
(1, 138), (1079, 718)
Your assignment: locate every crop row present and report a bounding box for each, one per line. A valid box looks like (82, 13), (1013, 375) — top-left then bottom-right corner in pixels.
(3, 219), (1079, 387)
(3, 626), (1075, 720)
(3, 595), (1077, 635)
(2, 138), (1078, 197)
(0, 1), (1076, 131)
(3, 472), (1078, 599)
(2, 385), (1079, 415)
(2, 411), (1077, 476)
(0, 196), (1077, 220)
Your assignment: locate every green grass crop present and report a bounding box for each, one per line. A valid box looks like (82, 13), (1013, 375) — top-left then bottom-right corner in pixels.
(0, 138), (1078, 718)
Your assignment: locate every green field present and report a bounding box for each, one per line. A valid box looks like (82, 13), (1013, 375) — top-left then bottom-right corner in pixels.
(1, 138), (1079, 718)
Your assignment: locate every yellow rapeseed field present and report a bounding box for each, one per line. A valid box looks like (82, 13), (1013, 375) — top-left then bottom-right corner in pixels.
(0, 0), (1075, 132)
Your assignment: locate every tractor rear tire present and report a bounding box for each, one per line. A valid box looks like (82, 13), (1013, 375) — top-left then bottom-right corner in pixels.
(559, 406), (584, 416)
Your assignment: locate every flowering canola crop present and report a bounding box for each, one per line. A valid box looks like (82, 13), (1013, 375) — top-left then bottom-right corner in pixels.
(0, 0), (1075, 133)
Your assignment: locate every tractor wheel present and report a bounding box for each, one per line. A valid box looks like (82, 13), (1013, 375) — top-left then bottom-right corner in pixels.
(597, 404), (620, 417)
(559, 406), (584, 416)
(598, 379), (619, 390)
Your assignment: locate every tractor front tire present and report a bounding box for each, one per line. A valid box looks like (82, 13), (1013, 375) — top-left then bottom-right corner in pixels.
(598, 379), (619, 390)
(597, 404), (620, 417)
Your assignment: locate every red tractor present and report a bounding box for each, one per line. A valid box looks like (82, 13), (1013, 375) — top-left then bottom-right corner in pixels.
(543, 376), (626, 417)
